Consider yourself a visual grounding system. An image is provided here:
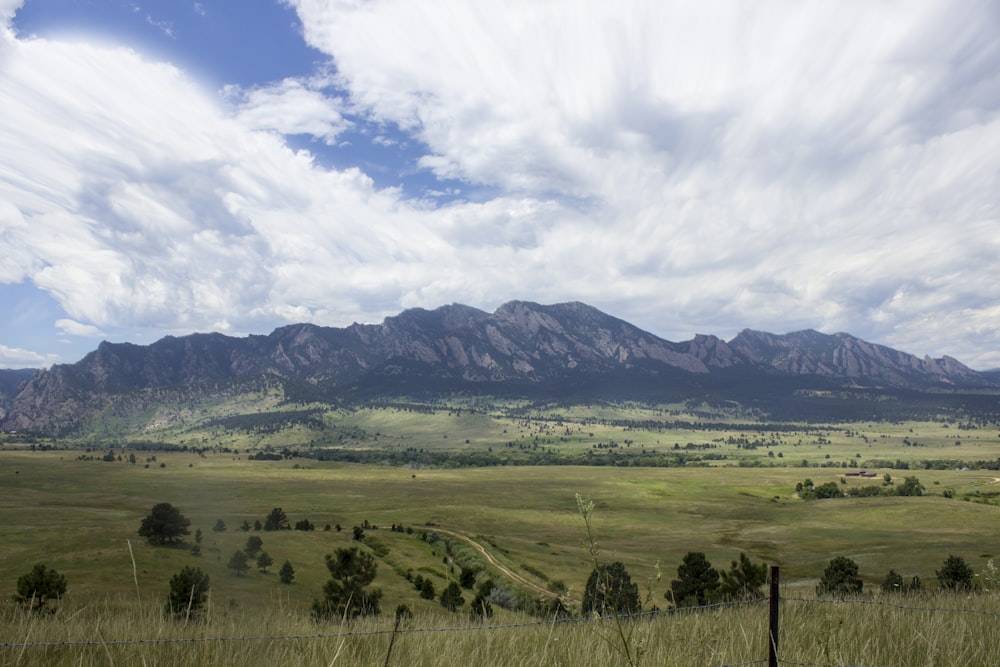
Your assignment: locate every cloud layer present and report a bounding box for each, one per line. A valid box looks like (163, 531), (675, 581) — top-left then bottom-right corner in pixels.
(1, 0), (998, 368)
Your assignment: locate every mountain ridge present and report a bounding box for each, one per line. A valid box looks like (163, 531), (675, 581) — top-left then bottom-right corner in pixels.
(2, 300), (995, 435)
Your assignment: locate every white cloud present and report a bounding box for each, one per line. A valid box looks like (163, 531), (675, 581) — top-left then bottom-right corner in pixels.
(0, 344), (58, 368)
(55, 318), (105, 337)
(228, 78), (351, 144)
(0, 0), (21, 25)
(285, 0), (1000, 367)
(0, 1), (999, 371)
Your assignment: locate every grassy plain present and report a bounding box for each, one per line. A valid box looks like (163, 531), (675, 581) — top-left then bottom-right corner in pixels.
(2, 402), (1000, 664)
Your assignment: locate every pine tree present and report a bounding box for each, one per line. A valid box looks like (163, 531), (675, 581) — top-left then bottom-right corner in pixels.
(279, 560), (295, 584)
(257, 552), (273, 573)
(137, 503), (191, 545)
(312, 547), (382, 619)
(439, 582), (465, 612)
(669, 552), (721, 607)
(165, 566), (209, 620)
(227, 550), (250, 576)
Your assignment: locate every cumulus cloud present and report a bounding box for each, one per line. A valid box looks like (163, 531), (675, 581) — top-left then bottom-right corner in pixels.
(0, 344), (58, 368)
(228, 77), (351, 144)
(286, 0), (1000, 366)
(1, 0), (999, 370)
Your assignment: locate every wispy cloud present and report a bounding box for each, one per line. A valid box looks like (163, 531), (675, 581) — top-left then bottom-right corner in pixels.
(1, 1), (998, 369)
(227, 77), (351, 145)
(55, 319), (105, 338)
(0, 344), (58, 368)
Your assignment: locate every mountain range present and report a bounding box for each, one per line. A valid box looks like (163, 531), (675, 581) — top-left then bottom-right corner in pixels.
(1, 300), (997, 435)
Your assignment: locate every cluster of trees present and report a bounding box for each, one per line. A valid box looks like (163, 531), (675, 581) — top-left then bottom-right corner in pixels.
(796, 475), (925, 500)
(581, 551), (769, 615)
(818, 554), (978, 596)
(579, 550), (987, 618)
(221, 533), (293, 583)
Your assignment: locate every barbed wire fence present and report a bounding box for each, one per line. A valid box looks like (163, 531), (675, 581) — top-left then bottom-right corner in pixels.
(3, 566), (999, 665)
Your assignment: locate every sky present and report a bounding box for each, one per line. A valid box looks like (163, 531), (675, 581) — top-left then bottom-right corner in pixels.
(1, 0), (998, 371)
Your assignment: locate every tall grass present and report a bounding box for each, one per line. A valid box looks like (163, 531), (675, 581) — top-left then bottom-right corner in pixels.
(3, 590), (998, 666)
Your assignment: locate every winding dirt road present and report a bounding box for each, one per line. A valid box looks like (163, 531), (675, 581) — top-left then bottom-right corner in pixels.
(432, 527), (578, 602)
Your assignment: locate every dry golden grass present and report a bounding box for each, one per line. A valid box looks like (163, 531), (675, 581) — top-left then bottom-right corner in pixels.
(2, 590), (999, 666)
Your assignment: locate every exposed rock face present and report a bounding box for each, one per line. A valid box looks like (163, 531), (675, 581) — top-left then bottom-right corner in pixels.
(0, 369), (36, 423)
(2, 301), (993, 434)
(728, 329), (984, 387)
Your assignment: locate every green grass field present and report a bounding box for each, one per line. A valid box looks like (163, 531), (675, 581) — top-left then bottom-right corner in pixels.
(2, 404), (1000, 664)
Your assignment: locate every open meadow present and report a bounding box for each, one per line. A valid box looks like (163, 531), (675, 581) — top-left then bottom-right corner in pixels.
(2, 403), (1000, 664)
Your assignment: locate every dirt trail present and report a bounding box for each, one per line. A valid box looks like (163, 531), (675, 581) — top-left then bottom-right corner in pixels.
(432, 527), (575, 602)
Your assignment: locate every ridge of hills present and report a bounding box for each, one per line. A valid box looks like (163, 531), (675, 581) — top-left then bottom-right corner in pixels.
(1, 300), (996, 435)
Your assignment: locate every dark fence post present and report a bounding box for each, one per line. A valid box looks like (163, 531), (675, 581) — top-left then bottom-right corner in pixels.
(768, 565), (780, 667)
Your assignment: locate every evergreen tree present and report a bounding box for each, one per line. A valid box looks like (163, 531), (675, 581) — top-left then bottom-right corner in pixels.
(669, 552), (721, 607)
(264, 508), (289, 531)
(312, 547), (382, 619)
(227, 550), (250, 576)
(719, 552), (768, 601)
(244, 535), (263, 558)
(419, 577), (436, 600)
(279, 560), (295, 585)
(817, 556), (863, 596)
(165, 566), (210, 620)
(212, 519), (226, 533)
(582, 561), (640, 615)
(439, 581), (465, 612)
(257, 551), (273, 573)
(469, 578), (495, 621)
(137, 503), (191, 545)
(937, 554), (975, 591)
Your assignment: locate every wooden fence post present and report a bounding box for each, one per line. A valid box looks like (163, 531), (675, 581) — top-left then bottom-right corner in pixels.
(768, 565), (780, 667)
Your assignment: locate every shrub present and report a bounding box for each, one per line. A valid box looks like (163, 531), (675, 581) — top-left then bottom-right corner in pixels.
(583, 561), (640, 615)
(817, 556), (863, 596)
(165, 566), (209, 620)
(937, 555), (975, 592)
(14, 564), (67, 613)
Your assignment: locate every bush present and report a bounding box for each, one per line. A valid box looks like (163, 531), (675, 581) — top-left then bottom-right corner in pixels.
(583, 561), (639, 615)
(937, 555), (975, 591)
(896, 476), (925, 497)
(817, 556), (863, 596)
(15, 564), (67, 612)
(165, 566), (209, 620)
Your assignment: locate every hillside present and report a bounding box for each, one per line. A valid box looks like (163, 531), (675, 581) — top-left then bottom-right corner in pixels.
(2, 301), (996, 435)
